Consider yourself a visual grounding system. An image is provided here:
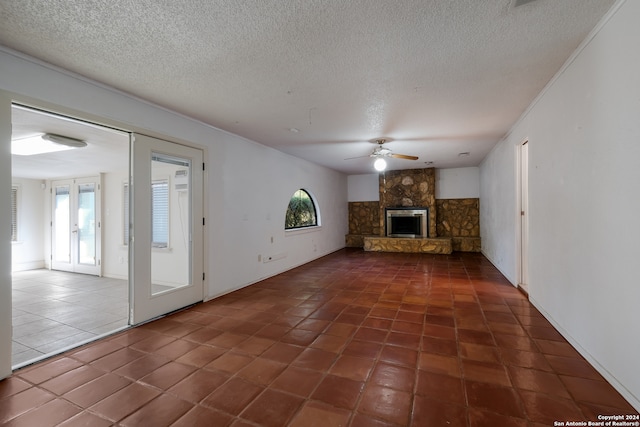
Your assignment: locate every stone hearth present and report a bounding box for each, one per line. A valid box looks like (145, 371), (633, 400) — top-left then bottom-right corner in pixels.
(363, 236), (452, 254)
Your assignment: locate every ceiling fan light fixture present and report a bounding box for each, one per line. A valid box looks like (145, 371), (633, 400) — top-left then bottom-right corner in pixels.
(373, 157), (387, 171)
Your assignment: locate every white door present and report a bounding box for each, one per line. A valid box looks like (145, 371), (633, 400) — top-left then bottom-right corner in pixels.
(519, 141), (529, 293)
(51, 176), (102, 275)
(129, 133), (204, 324)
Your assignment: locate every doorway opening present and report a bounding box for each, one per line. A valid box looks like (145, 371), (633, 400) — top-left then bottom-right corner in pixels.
(10, 104), (206, 368)
(11, 104), (130, 367)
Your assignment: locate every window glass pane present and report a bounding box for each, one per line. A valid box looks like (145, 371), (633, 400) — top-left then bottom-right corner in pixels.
(123, 180), (171, 248)
(77, 183), (96, 265)
(124, 180), (171, 248)
(150, 152), (191, 295)
(54, 185), (71, 263)
(285, 189), (318, 229)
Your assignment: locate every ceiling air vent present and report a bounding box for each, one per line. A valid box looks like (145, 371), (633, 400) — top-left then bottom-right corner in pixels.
(513, 0), (538, 7)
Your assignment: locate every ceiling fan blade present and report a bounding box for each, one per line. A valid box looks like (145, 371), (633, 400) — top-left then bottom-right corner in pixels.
(390, 153), (419, 160)
(344, 155), (371, 160)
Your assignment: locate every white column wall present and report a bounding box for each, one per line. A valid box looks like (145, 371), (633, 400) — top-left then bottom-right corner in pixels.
(347, 173), (380, 202)
(479, 140), (517, 283)
(347, 167), (480, 202)
(480, 0), (639, 410)
(436, 167), (479, 199)
(102, 171), (129, 280)
(10, 178), (46, 272)
(0, 93), (12, 378)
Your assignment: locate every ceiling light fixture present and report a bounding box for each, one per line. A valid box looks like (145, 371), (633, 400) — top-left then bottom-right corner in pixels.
(373, 157), (387, 171)
(11, 133), (87, 156)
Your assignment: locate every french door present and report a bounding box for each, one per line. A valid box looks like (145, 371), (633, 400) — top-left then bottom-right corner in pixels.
(129, 133), (204, 324)
(51, 176), (102, 275)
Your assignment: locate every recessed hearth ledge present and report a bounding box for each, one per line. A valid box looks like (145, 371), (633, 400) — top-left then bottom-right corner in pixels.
(363, 236), (453, 254)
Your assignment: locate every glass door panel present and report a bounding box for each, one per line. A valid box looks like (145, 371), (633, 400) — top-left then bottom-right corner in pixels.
(130, 133), (203, 324)
(51, 177), (101, 275)
(150, 153), (190, 295)
(53, 184), (71, 265)
(77, 183), (96, 266)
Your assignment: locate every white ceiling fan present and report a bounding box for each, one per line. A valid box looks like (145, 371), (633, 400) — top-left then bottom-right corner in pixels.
(345, 138), (418, 171)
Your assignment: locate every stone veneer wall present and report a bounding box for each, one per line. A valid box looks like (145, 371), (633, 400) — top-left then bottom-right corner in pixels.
(378, 168), (437, 238)
(436, 198), (481, 252)
(345, 201), (380, 247)
(348, 202), (380, 235)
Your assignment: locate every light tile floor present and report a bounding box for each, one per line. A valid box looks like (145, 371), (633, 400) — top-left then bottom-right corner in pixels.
(12, 270), (128, 367)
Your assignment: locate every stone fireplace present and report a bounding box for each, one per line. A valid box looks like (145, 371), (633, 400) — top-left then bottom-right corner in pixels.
(346, 167), (481, 253)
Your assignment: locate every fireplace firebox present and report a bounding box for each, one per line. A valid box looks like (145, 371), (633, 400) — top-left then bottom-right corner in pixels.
(385, 207), (428, 238)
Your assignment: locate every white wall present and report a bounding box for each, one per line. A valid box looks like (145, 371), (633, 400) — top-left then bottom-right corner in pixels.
(480, 0), (639, 410)
(11, 178), (46, 271)
(0, 49), (348, 377)
(479, 141), (517, 283)
(214, 135), (348, 295)
(348, 168), (480, 202)
(436, 167), (479, 199)
(347, 174), (380, 201)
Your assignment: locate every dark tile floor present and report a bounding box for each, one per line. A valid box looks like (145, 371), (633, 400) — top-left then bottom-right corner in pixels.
(1, 249), (637, 426)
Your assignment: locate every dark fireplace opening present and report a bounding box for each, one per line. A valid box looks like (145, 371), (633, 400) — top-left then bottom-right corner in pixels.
(385, 207), (428, 238)
(391, 216), (421, 235)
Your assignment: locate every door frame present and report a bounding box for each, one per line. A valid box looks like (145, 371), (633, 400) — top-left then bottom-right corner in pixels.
(516, 139), (529, 296)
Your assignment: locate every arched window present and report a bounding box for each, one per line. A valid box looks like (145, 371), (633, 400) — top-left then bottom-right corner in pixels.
(285, 189), (318, 230)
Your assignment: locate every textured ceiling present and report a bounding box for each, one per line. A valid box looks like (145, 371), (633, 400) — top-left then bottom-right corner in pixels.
(0, 0), (616, 175)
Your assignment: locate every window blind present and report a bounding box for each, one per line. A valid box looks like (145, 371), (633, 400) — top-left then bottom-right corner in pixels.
(11, 186), (17, 241)
(151, 180), (169, 248)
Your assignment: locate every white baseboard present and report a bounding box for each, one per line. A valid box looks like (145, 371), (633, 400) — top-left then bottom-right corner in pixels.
(11, 260), (45, 272)
(530, 297), (640, 412)
(480, 249), (516, 286)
